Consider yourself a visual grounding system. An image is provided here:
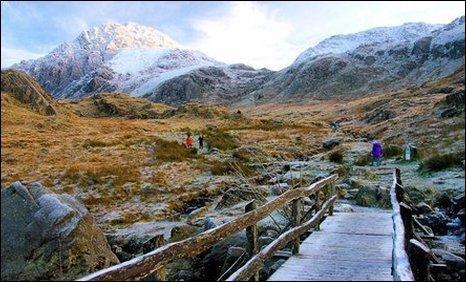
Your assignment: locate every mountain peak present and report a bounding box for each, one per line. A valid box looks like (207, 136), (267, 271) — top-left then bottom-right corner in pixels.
(74, 22), (179, 52)
(294, 21), (441, 65)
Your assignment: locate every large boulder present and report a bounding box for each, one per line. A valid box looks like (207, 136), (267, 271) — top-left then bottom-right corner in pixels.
(215, 185), (267, 210)
(1, 182), (119, 280)
(355, 185), (390, 208)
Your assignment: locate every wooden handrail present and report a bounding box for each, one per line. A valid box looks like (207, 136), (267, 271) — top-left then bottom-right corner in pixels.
(78, 174), (339, 281)
(226, 195), (338, 281)
(390, 168), (415, 281)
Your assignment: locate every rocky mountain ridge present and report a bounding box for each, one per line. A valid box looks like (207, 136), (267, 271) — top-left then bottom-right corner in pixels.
(11, 16), (466, 105)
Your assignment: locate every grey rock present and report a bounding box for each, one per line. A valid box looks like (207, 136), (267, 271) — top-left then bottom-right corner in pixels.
(419, 211), (450, 234)
(323, 138), (341, 150)
(416, 202), (434, 214)
(1, 181), (119, 280)
(433, 248), (465, 270)
(334, 203), (354, 213)
(215, 186), (267, 210)
(270, 183), (290, 196)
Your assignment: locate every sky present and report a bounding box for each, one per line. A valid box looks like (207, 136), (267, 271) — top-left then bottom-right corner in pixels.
(1, 1), (465, 70)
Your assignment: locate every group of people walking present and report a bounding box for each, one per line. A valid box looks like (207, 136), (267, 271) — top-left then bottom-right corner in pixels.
(183, 131), (384, 166)
(183, 132), (204, 150)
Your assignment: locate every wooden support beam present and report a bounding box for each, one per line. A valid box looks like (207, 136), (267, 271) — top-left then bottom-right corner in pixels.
(408, 239), (432, 281)
(399, 202), (414, 245)
(390, 168), (415, 281)
(245, 200), (259, 281)
(291, 196), (302, 255)
(226, 195), (338, 281)
(273, 250), (292, 259)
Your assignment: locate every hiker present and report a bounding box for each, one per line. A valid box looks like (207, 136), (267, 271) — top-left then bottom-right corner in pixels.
(184, 132), (194, 149)
(371, 140), (383, 167)
(198, 134), (204, 150)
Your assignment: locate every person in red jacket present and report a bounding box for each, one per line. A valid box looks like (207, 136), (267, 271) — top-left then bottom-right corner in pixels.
(184, 132), (194, 148)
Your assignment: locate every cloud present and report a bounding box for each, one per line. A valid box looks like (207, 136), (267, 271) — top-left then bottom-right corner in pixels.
(189, 2), (302, 70)
(1, 48), (44, 68)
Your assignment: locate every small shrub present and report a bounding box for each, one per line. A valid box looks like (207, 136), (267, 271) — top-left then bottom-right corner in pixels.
(383, 144), (403, 158)
(210, 160), (255, 176)
(203, 128), (238, 151)
(328, 149), (345, 163)
(354, 154), (371, 166)
(335, 164), (350, 178)
(153, 138), (198, 162)
(419, 151), (464, 172)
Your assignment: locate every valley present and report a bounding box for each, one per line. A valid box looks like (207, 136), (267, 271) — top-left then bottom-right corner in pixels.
(1, 11), (464, 281)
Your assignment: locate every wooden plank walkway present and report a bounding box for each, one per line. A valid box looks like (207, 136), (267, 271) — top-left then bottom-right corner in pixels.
(268, 207), (393, 281)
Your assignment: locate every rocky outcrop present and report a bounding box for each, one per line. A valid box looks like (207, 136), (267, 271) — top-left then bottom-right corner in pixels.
(1, 70), (56, 115)
(69, 93), (170, 118)
(1, 182), (119, 280)
(144, 64), (273, 105)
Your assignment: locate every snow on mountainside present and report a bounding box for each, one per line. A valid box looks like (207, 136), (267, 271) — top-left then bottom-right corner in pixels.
(244, 16), (465, 104)
(294, 22), (441, 64)
(11, 17), (465, 105)
(13, 22), (220, 99)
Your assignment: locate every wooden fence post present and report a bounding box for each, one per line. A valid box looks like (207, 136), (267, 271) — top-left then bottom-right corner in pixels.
(245, 200), (259, 281)
(395, 167), (402, 185)
(291, 197), (303, 254)
(154, 266), (166, 281)
(328, 184), (335, 216)
(399, 202), (414, 246)
(315, 192), (321, 231)
(408, 239), (432, 281)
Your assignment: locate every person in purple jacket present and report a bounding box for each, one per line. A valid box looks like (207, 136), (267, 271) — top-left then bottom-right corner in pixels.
(371, 140), (383, 166)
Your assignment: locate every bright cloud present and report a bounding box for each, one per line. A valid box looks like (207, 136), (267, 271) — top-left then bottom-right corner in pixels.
(189, 2), (303, 70)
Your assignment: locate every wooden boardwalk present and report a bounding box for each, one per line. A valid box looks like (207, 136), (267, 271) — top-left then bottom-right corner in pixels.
(268, 207), (393, 281)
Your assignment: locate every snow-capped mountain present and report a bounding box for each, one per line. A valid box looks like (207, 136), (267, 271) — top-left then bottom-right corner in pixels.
(244, 16), (465, 103)
(293, 22), (442, 65)
(13, 22), (222, 99)
(12, 17), (465, 105)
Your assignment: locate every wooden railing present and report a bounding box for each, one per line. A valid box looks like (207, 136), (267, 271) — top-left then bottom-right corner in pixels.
(78, 174), (339, 281)
(390, 168), (440, 281)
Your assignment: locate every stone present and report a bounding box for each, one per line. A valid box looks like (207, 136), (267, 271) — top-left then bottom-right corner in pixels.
(1, 181), (119, 280)
(355, 185), (390, 208)
(323, 138), (341, 150)
(187, 206), (208, 221)
(140, 182), (163, 195)
(265, 229), (279, 238)
(203, 217), (217, 231)
(415, 202), (434, 214)
(215, 186), (267, 210)
(170, 224), (201, 242)
(457, 208), (465, 223)
(282, 171), (304, 182)
(432, 249), (465, 270)
(201, 232), (247, 279)
(259, 236), (275, 248)
(334, 203), (354, 213)
(419, 211), (450, 235)
(435, 193), (454, 209)
(270, 183), (289, 196)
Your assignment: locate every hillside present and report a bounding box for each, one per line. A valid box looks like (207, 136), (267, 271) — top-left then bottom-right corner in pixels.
(2, 62), (464, 281)
(1, 69), (56, 115)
